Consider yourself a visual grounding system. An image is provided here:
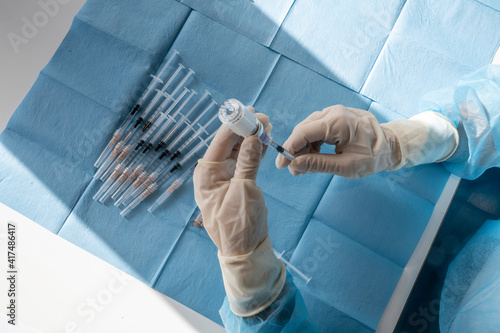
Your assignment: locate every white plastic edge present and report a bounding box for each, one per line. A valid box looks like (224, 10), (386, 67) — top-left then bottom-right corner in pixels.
(376, 174), (461, 333)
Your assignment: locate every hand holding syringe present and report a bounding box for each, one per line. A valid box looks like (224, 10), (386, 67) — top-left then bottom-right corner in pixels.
(218, 99), (296, 161)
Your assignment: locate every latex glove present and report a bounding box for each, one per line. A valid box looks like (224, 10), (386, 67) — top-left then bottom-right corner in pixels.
(275, 105), (458, 179)
(193, 111), (286, 317)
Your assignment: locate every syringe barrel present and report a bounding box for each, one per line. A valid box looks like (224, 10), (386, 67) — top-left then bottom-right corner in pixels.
(137, 113), (168, 149)
(176, 130), (215, 166)
(159, 99), (216, 151)
(192, 100), (217, 126)
(151, 117), (174, 144)
(94, 142), (125, 179)
(174, 129), (201, 153)
(218, 99), (260, 137)
(120, 183), (158, 217)
(185, 90), (211, 121)
(156, 49), (180, 79)
(138, 75), (162, 106)
(112, 163), (143, 201)
(94, 129), (122, 168)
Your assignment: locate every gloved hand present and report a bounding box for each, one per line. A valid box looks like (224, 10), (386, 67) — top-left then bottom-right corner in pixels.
(275, 105), (459, 179)
(193, 110), (286, 317)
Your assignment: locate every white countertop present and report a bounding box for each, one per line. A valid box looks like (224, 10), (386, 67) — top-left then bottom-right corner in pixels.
(0, 203), (225, 333)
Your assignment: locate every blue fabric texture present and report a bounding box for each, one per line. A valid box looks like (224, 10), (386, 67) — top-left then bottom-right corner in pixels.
(361, 0), (500, 116)
(180, 0), (294, 47)
(419, 65), (500, 180)
(220, 272), (319, 333)
(440, 219), (500, 332)
(270, 0), (406, 92)
(0, 0), (498, 331)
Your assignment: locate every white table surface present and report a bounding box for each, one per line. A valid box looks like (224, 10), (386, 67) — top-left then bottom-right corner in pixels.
(0, 203), (225, 333)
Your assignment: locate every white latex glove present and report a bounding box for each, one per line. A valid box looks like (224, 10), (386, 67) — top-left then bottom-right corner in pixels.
(193, 111), (286, 317)
(275, 105), (459, 179)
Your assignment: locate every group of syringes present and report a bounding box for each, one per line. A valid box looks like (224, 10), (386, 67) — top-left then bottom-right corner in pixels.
(93, 50), (219, 217)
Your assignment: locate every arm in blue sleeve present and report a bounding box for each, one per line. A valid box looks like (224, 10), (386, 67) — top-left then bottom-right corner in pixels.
(219, 272), (319, 333)
(418, 65), (500, 180)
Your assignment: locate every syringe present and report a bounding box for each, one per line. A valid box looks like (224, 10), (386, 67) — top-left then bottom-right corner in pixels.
(136, 66), (194, 137)
(93, 71), (181, 180)
(93, 162), (127, 201)
(153, 90), (212, 153)
(273, 250), (312, 284)
(119, 131), (216, 217)
(103, 89), (198, 201)
(105, 69), (195, 177)
(98, 82), (195, 183)
(116, 120), (214, 207)
(117, 110), (218, 206)
(110, 162), (145, 201)
(138, 88), (197, 153)
(148, 163), (197, 213)
(160, 112), (218, 161)
(132, 63), (185, 130)
(94, 50), (179, 168)
(218, 99), (296, 161)
(156, 99), (217, 157)
(113, 97), (215, 204)
(134, 87), (193, 152)
(95, 89), (181, 182)
(95, 164), (136, 203)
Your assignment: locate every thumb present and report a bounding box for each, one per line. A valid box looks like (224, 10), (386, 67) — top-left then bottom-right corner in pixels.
(234, 135), (263, 180)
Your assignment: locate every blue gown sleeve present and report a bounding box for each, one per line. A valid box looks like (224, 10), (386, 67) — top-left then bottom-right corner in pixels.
(219, 272), (319, 333)
(418, 64), (500, 180)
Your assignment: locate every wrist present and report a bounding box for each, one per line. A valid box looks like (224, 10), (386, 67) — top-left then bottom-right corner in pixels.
(382, 111), (459, 169)
(218, 236), (286, 317)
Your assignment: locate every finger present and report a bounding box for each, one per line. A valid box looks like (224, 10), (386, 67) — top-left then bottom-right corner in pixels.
(234, 135), (263, 180)
(287, 164), (303, 176)
(299, 110), (326, 124)
(228, 142), (241, 160)
(261, 144), (269, 159)
(289, 152), (361, 178)
(255, 112), (272, 159)
(275, 120), (328, 169)
(204, 124), (243, 162)
(256, 113), (271, 132)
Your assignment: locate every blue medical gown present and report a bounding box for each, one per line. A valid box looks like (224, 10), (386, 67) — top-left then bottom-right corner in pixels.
(439, 219), (500, 333)
(220, 65), (500, 332)
(220, 272), (319, 333)
(420, 64), (500, 180)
